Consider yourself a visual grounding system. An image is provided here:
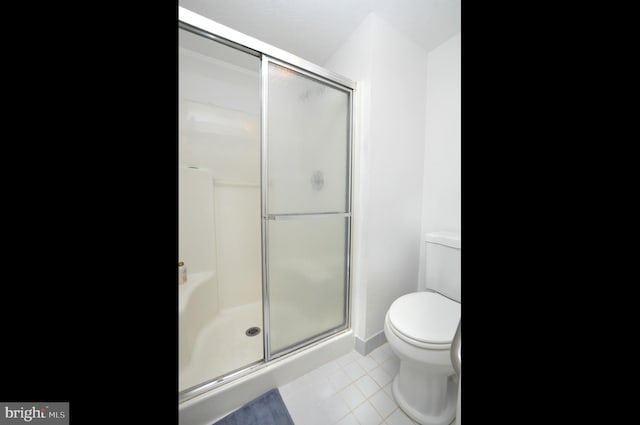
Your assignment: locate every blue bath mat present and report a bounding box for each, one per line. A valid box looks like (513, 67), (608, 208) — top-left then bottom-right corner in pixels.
(212, 388), (295, 425)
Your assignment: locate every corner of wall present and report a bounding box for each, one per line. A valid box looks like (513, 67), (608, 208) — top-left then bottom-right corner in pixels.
(355, 331), (387, 356)
(324, 13), (377, 346)
(419, 30), (461, 290)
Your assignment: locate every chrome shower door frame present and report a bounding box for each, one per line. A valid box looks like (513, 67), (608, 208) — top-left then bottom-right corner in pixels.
(261, 55), (354, 361)
(178, 6), (355, 402)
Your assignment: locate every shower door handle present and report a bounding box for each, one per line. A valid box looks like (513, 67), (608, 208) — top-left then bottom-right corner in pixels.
(264, 212), (350, 220)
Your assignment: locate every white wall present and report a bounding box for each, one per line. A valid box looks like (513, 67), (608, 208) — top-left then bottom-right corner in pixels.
(323, 14), (374, 349)
(418, 33), (461, 290)
(325, 13), (429, 344)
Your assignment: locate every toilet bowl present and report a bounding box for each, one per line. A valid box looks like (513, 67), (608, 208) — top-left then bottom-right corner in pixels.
(384, 232), (461, 425)
(384, 292), (460, 425)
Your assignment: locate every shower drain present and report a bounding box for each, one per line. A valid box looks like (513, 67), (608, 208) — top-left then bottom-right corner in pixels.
(245, 327), (261, 337)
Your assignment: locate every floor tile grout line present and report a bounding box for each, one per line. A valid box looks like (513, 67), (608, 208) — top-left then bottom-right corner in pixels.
(281, 344), (422, 425)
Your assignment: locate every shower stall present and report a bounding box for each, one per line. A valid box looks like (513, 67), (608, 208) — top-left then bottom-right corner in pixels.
(178, 8), (355, 403)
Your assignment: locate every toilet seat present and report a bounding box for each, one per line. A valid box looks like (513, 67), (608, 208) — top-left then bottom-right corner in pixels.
(387, 292), (460, 350)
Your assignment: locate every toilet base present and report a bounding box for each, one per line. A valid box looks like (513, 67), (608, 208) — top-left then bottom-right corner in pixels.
(391, 367), (457, 425)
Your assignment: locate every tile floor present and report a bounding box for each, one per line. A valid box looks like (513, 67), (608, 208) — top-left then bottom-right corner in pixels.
(280, 343), (450, 425)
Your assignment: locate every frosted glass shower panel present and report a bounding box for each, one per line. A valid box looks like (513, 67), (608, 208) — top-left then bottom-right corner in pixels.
(179, 28), (263, 393)
(267, 63), (350, 214)
(268, 217), (347, 354)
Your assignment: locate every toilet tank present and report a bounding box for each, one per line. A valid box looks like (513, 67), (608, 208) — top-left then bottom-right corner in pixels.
(425, 232), (461, 302)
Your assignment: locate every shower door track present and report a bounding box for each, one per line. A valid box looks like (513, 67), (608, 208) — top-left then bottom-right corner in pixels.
(179, 328), (353, 403)
(179, 6), (356, 404)
(179, 8), (355, 90)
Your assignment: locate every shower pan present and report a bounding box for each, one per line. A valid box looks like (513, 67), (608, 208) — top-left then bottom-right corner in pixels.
(178, 7), (355, 403)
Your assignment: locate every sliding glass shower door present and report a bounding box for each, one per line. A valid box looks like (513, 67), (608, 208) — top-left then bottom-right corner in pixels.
(263, 59), (352, 358)
(179, 10), (354, 399)
(179, 27), (263, 393)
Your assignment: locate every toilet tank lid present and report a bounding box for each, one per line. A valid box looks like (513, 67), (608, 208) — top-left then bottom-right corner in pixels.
(425, 232), (461, 249)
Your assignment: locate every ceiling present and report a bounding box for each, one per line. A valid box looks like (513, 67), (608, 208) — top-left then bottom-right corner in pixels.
(179, 0), (461, 65)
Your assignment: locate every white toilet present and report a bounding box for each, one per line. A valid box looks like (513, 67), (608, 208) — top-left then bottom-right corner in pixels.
(383, 232), (461, 425)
